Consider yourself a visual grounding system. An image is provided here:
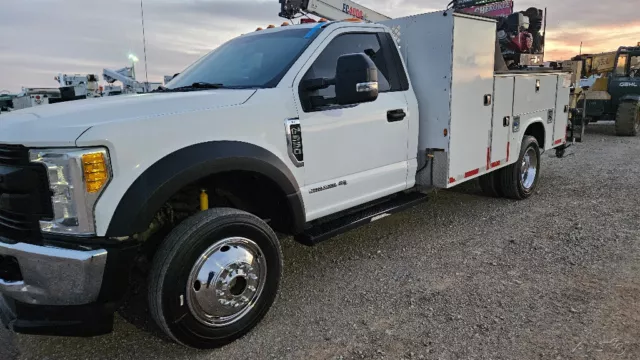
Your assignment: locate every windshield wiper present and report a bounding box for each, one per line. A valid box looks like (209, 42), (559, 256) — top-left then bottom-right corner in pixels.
(166, 82), (226, 92)
(151, 86), (168, 93)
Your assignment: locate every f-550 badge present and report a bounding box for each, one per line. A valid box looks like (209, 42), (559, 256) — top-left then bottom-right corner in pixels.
(285, 119), (304, 167)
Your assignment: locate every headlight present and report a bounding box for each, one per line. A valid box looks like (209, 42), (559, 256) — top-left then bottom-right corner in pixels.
(29, 147), (111, 236)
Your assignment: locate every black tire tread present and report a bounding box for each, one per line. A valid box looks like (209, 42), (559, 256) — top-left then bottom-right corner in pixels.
(148, 208), (282, 348)
(614, 101), (640, 137)
(500, 159), (521, 199)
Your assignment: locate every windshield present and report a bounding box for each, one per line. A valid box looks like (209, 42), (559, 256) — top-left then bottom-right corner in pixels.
(614, 54), (640, 78)
(630, 55), (640, 78)
(166, 28), (315, 89)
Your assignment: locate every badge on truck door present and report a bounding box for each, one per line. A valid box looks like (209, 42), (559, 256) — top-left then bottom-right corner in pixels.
(285, 118), (304, 167)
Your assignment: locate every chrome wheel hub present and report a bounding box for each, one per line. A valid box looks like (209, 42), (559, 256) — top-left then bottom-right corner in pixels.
(520, 147), (538, 190)
(186, 237), (266, 327)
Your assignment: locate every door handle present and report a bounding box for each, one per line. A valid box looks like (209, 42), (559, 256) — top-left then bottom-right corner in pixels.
(387, 109), (406, 122)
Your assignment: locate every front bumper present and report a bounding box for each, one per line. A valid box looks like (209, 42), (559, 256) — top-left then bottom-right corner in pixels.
(0, 294), (117, 337)
(0, 241), (107, 305)
(0, 238), (139, 337)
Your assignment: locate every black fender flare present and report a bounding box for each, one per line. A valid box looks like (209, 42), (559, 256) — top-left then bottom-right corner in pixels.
(620, 94), (640, 103)
(105, 141), (306, 237)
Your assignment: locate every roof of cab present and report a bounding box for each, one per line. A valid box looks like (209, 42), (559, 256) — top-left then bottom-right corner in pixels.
(242, 20), (385, 38)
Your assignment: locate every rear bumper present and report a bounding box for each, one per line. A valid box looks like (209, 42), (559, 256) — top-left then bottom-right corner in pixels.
(0, 241), (107, 306)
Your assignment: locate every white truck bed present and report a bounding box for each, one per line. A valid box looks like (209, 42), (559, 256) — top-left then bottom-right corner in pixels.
(383, 10), (570, 189)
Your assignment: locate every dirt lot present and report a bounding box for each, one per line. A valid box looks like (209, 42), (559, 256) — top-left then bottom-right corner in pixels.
(2, 122), (640, 360)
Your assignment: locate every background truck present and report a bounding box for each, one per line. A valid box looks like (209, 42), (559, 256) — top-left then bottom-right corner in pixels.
(10, 74), (102, 111)
(0, 9), (569, 349)
(0, 93), (14, 114)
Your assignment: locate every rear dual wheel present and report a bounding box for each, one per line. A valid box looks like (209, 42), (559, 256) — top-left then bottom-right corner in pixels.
(479, 135), (540, 200)
(500, 135), (540, 200)
(148, 208), (282, 349)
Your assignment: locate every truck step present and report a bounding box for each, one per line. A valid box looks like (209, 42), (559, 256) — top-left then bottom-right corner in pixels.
(294, 192), (427, 246)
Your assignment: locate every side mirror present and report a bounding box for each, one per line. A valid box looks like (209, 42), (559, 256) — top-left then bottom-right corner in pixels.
(335, 53), (379, 105)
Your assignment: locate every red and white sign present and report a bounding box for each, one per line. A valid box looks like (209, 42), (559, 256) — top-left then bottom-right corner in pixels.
(343, 3), (365, 20)
(459, 0), (513, 18)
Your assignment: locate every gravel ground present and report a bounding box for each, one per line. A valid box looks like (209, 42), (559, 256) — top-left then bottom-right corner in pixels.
(2, 122), (640, 360)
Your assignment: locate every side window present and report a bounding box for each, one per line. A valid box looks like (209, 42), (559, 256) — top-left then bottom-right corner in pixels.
(300, 32), (393, 111)
(614, 54), (628, 77)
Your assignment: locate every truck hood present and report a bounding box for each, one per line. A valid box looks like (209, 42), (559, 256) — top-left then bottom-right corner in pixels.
(0, 90), (256, 147)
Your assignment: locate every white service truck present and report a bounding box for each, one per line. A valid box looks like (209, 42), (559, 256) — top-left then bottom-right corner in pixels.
(0, 9), (570, 348)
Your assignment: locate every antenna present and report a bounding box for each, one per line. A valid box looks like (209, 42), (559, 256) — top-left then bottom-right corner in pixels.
(542, 7), (547, 61)
(140, 0), (149, 87)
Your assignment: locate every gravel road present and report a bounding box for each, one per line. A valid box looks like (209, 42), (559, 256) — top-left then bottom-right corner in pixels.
(2, 122), (640, 360)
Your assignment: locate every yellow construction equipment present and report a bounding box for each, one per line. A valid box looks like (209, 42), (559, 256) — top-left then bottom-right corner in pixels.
(562, 46), (640, 137)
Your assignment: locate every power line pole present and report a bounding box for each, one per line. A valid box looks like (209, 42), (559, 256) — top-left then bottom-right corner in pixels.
(140, 0), (150, 88)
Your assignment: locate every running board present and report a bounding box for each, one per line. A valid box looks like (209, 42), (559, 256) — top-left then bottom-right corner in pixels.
(294, 192), (427, 246)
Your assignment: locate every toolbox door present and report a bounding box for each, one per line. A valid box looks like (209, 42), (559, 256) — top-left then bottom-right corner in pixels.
(552, 74), (571, 148)
(490, 76), (515, 167)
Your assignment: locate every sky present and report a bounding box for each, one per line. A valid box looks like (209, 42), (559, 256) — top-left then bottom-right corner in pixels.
(0, 0), (638, 92)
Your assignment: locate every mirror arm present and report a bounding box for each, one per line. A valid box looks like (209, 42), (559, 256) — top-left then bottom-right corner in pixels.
(303, 77), (336, 91)
(309, 95), (335, 108)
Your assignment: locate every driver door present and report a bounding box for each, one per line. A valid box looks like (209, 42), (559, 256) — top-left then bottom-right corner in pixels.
(293, 29), (411, 221)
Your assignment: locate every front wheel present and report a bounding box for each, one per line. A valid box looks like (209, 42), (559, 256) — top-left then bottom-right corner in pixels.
(148, 208), (282, 349)
(499, 135), (541, 200)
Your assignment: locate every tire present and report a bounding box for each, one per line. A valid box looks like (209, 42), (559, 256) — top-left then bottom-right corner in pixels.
(499, 135), (541, 200)
(614, 101), (640, 136)
(478, 170), (503, 197)
(148, 208), (282, 349)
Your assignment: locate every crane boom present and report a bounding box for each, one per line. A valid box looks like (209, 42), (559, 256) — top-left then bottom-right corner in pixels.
(279, 0), (391, 22)
(573, 51), (618, 77)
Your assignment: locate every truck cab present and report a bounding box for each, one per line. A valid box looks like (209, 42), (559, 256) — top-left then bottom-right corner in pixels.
(0, 10), (569, 349)
(609, 47), (640, 123)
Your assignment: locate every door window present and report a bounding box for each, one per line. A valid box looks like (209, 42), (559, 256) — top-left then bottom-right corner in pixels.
(300, 32), (395, 111)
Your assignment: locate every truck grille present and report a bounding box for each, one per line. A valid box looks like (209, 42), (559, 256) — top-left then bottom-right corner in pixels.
(0, 145), (29, 166)
(0, 144), (53, 243)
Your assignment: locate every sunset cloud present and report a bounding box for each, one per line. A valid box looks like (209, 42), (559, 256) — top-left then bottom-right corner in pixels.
(0, 0), (635, 92)
(544, 21), (640, 60)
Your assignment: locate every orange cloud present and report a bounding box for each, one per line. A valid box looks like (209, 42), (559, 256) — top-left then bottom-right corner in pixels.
(544, 21), (640, 61)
